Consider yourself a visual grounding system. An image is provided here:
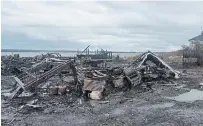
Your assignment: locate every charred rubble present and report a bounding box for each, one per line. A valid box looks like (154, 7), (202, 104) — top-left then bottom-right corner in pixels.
(1, 51), (180, 102)
(123, 51), (180, 88)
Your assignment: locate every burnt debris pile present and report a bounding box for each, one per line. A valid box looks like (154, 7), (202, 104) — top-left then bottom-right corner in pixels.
(124, 51), (180, 88)
(1, 51), (180, 102)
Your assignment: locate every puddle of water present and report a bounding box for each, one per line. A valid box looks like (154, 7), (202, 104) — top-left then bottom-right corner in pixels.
(168, 89), (203, 102)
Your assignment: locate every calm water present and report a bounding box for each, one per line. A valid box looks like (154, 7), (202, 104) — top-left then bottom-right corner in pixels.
(1, 52), (141, 58)
(168, 89), (203, 103)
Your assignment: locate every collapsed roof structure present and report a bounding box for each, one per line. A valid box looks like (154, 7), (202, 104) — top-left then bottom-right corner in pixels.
(121, 51), (180, 88)
(130, 51), (180, 79)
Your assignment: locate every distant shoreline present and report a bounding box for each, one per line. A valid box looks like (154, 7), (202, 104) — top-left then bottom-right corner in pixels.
(1, 49), (163, 53)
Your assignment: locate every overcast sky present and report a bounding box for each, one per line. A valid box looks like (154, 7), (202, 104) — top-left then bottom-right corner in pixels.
(2, 1), (203, 52)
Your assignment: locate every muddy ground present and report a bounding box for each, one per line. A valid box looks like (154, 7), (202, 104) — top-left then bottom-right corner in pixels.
(1, 66), (203, 126)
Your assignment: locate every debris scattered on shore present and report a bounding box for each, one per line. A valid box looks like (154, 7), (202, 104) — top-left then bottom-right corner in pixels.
(2, 51), (180, 101)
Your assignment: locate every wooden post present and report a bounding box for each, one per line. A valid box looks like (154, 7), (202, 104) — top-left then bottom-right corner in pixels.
(88, 48), (89, 57)
(182, 50), (184, 68)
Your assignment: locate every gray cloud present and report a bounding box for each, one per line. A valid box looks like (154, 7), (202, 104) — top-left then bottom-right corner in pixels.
(2, 1), (203, 51)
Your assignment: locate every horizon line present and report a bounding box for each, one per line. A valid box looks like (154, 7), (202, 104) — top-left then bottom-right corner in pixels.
(1, 49), (176, 53)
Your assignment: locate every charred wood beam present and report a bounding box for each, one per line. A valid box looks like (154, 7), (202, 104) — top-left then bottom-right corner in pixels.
(24, 61), (74, 91)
